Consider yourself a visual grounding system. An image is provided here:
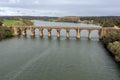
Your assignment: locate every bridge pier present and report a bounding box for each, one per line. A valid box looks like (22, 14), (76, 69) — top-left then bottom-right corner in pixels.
(88, 30), (92, 40)
(99, 28), (107, 39)
(76, 28), (81, 39)
(99, 29), (103, 39)
(39, 28), (43, 37)
(57, 29), (60, 38)
(30, 27), (35, 36)
(66, 29), (70, 38)
(21, 28), (27, 36)
(48, 29), (51, 37)
(13, 27), (21, 36)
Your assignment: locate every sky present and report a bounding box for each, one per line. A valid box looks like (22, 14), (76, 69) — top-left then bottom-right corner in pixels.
(0, 0), (120, 16)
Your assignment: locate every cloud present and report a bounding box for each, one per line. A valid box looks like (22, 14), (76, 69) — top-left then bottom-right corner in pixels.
(0, 7), (68, 16)
(33, 0), (40, 4)
(9, 0), (20, 4)
(0, 0), (120, 16)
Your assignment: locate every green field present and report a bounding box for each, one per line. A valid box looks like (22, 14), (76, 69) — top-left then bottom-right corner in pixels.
(3, 20), (25, 26)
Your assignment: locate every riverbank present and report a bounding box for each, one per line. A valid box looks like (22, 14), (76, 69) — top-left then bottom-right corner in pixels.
(0, 19), (34, 40)
(0, 26), (14, 40)
(2, 20), (34, 26)
(101, 32), (120, 62)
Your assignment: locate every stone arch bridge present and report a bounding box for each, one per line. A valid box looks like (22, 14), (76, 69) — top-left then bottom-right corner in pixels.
(12, 26), (120, 40)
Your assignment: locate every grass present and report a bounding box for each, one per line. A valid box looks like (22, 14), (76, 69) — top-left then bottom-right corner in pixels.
(3, 20), (25, 26)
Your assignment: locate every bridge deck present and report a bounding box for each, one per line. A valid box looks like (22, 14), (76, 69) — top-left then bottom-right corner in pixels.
(13, 26), (101, 30)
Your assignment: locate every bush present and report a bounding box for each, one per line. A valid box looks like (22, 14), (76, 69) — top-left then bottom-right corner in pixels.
(102, 22), (114, 27)
(108, 41), (120, 54)
(0, 26), (14, 40)
(101, 32), (120, 62)
(107, 41), (120, 62)
(0, 21), (3, 26)
(23, 20), (34, 26)
(101, 32), (120, 45)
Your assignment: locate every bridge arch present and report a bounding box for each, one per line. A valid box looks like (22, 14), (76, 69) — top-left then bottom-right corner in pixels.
(34, 28), (39, 37)
(25, 28), (30, 36)
(69, 29), (77, 37)
(90, 30), (99, 39)
(43, 28), (48, 36)
(60, 29), (66, 37)
(81, 30), (89, 38)
(51, 29), (57, 36)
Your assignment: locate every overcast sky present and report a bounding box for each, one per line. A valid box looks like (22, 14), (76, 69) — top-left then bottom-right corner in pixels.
(0, 0), (120, 16)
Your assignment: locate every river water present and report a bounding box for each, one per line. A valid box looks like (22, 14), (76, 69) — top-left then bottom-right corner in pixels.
(0, 21), (120, 80)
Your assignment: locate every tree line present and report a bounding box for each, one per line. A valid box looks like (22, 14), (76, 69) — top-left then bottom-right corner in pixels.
(80, 16), (120, 27)
(57, 16), (120, 27)
(1, 16), (120, 27)
(0, 16), (58, 20)
(58, 16), (80, 23)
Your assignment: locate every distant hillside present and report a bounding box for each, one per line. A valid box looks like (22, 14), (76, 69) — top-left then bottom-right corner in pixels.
(58, 16), (80, 23)
(80, 16), (120, 27)
(0, 16), (58, 20)
(1, 16), (120, 27)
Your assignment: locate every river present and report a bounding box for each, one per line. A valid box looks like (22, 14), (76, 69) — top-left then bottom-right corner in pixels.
(0, 20), (120, 80)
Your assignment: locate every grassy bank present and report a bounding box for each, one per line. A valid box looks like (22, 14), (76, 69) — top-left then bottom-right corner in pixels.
(0, 26), (14, 40)
(3, 20), (24, 26)
(3, 20), (34, 26)
(101, 32), (120, 62)
(0, 19), (34, 40)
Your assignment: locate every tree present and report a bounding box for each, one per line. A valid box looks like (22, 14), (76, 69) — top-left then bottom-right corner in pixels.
(101, 32), (120, 45)
(0, 20), (3, 26)
(23, 20), (34, 26)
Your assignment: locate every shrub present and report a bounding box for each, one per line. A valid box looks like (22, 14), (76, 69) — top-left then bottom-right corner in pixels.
(101, 32), (120, 45)
(0, 21), (3, 26)
(0, 26), (14, 40)
(107, 41), (120, 62)
(102, 32), (120, 62)
(108, 41), (120, 54)
(23, 20), (34, 26)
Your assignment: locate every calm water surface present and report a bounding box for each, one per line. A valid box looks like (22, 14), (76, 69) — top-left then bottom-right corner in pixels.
(0, 21), (120, 80)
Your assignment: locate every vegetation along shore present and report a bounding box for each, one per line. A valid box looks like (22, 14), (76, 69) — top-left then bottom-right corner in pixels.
(0, 18), (34, 40)
(101, 32), (120, 62)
